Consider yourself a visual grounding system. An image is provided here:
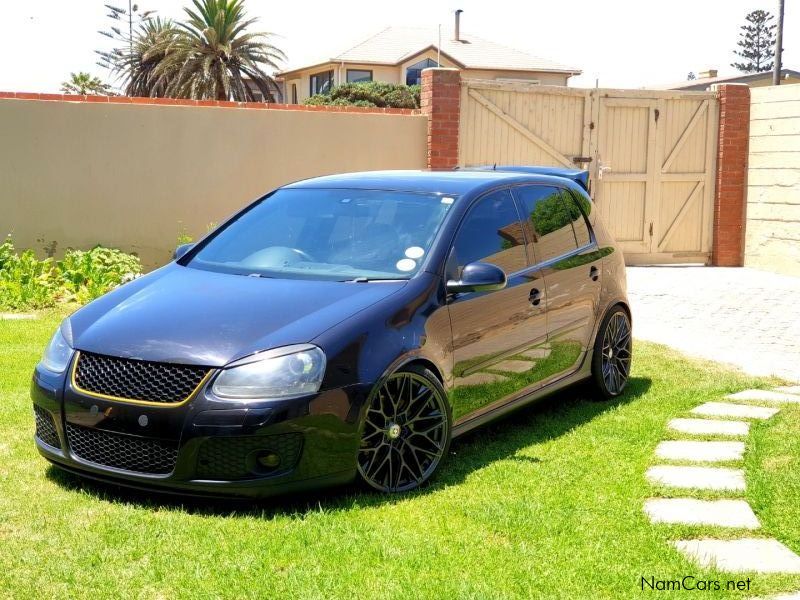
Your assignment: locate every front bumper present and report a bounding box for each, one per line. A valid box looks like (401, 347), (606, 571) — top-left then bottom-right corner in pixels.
(31, 361), (368, 498)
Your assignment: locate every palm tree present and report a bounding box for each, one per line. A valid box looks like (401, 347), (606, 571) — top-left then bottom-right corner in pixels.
(153, 0), (285, 102)
(103, 17), (180, 97)
(61, 72), (115, 95)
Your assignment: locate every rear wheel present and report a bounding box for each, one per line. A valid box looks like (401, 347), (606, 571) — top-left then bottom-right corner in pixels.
(357, 365), (451, 493)
(591, 306), (632, 399)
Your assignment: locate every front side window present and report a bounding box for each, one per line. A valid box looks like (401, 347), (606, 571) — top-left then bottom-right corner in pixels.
(346, 69), (373, 83)
(515, 186), (579, 264)
(452, 189), (527, 274)
(405, 58), (439, 86)
(310, 70), (334, 96)
(189, 189), (454, 281)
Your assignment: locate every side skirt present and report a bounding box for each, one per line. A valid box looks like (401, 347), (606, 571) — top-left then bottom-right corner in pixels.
(451, 354), (593, 438)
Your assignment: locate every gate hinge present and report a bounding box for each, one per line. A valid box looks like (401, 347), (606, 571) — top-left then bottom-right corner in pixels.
(649, 222), (654, 237)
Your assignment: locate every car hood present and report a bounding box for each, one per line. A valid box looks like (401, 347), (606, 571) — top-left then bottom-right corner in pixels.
(69, 264), (406, 367)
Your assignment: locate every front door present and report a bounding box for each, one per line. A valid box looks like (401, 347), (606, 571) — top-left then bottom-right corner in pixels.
(446, 189), (549, 422)
(513, 185), (602, 383)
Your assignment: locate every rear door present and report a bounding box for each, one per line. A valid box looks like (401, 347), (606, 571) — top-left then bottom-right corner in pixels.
(446, 189), (549, 422)
(513, 185), (603, 382)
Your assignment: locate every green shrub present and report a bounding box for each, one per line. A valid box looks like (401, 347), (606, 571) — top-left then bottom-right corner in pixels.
(174, 222), (219, 247)
(0, 236), (142, 310)
(304, 82), (421, 109)
(58, 246), (142, 304)
(0, 239), (59, 310)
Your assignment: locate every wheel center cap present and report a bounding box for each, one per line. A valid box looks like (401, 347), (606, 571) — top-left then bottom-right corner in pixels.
(608, 349), (614, 358)
(387, 423), (401, 440)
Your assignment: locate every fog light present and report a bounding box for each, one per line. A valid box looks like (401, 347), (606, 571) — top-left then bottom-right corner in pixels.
(257, 452), (281, 468)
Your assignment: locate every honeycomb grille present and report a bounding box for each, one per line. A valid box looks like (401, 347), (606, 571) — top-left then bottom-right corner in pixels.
(66, 423), (178, 474)
(74, 352), (210, 404)
(33, 405), (60, 448)
(196, 433), (303, 480)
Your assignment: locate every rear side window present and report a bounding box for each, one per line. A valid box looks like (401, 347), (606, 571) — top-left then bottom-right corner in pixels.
(452, 189), (527, 274)
(514, 186), (577, 264)
(565, 191), (592, 247)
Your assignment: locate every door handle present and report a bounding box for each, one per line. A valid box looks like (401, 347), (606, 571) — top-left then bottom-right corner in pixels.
(529, 288), (541, 306)
(590, 266), (599, 282)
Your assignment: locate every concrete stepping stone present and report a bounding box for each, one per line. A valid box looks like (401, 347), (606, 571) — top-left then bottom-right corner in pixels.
(673, 538), (800, 573)
(644, 498), (760, 529)
(668, 418), (750, 437)
(691, 402), (779, 420)
(646, 465), (745, 491)
(727, 390), (800, 404)
(655, 440), (745, 462)
(520, 348), (551, 360)
(492, 359), (534, 374)
(454, 372), (508, 387)
(775, 385), (800, 396)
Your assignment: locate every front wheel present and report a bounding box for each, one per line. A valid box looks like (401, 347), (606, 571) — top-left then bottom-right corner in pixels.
(357, 365), (451, 493)
(591, 306), (632, 399)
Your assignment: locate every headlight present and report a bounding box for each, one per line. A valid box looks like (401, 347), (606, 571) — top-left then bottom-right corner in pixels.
(40, 324), (74, 374)
(212, 345), (326, 400)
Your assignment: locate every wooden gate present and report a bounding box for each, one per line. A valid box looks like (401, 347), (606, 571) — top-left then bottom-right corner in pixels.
(458, 81), (719, 264)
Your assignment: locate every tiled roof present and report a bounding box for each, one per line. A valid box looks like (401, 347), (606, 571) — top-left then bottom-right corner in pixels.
(280, 26), (580, 75)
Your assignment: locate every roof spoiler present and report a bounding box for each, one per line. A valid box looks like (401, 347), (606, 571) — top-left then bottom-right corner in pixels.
(463, 165), (590, 192)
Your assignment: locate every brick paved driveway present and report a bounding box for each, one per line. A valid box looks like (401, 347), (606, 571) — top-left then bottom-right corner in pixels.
(627, 266), (800, 383)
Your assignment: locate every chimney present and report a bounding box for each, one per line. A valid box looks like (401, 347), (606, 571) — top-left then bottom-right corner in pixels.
(454, 9), (463, 42)
(698, 69), (718, 79)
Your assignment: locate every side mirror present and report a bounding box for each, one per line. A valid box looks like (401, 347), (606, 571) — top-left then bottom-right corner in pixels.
(447, 262), (507, 294)
(173, 243), (194, 261)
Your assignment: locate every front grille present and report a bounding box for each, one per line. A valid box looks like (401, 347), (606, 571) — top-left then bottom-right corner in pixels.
(196, 433), (303, 480)
(33, 405), (60, 448)
(74, 352), (210, 404)
(66, 423), (178, 474)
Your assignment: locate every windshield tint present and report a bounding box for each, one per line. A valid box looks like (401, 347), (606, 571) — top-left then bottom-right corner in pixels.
(188, 188), (454, 280)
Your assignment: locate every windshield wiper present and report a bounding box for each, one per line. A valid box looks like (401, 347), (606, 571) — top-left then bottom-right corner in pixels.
(344, 277), (405, 283)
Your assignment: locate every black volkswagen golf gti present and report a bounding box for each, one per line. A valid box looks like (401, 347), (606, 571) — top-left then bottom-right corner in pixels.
(32, 167), (631, 497)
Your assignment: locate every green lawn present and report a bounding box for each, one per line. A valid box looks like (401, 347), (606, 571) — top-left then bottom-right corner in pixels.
(2, 310), (800, 599)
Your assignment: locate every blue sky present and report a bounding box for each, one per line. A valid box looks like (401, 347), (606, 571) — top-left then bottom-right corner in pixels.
(2, 0), (795, 92)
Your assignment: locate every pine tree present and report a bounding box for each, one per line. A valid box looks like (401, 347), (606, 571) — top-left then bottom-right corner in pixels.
(731, 10), (776, 73)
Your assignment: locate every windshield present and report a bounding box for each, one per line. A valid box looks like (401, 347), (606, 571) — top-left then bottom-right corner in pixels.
(188, 188), (455, 281)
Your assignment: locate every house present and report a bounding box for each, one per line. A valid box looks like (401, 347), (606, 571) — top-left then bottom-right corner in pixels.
(277, 11), (581, 104)
(656, 68), (800, 91)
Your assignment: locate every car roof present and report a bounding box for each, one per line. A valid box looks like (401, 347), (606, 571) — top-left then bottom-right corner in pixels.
(283, 169), (589, 197)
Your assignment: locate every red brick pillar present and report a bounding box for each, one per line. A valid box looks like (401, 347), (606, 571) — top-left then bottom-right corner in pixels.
(420, 68), (461, 169)
(711, 84), (750, 266)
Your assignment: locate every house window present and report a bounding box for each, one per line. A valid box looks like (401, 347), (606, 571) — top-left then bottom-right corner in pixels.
(405, 58), (439, 86)
(346, 69), (373, 83)
(291, 83), (297, 104)
(310, 70), (334, 96)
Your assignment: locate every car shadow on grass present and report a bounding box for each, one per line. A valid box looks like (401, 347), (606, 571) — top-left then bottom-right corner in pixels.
(45, 376), (651, 517)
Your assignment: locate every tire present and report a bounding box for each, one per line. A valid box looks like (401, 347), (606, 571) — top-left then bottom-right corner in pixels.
(590, 305), (632, 400)
(357, 365), (452, 493)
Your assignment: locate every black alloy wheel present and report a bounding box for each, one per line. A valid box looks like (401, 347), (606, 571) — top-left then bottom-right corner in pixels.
(591, 306), (632, 399)
(357, 366), (451, 493)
